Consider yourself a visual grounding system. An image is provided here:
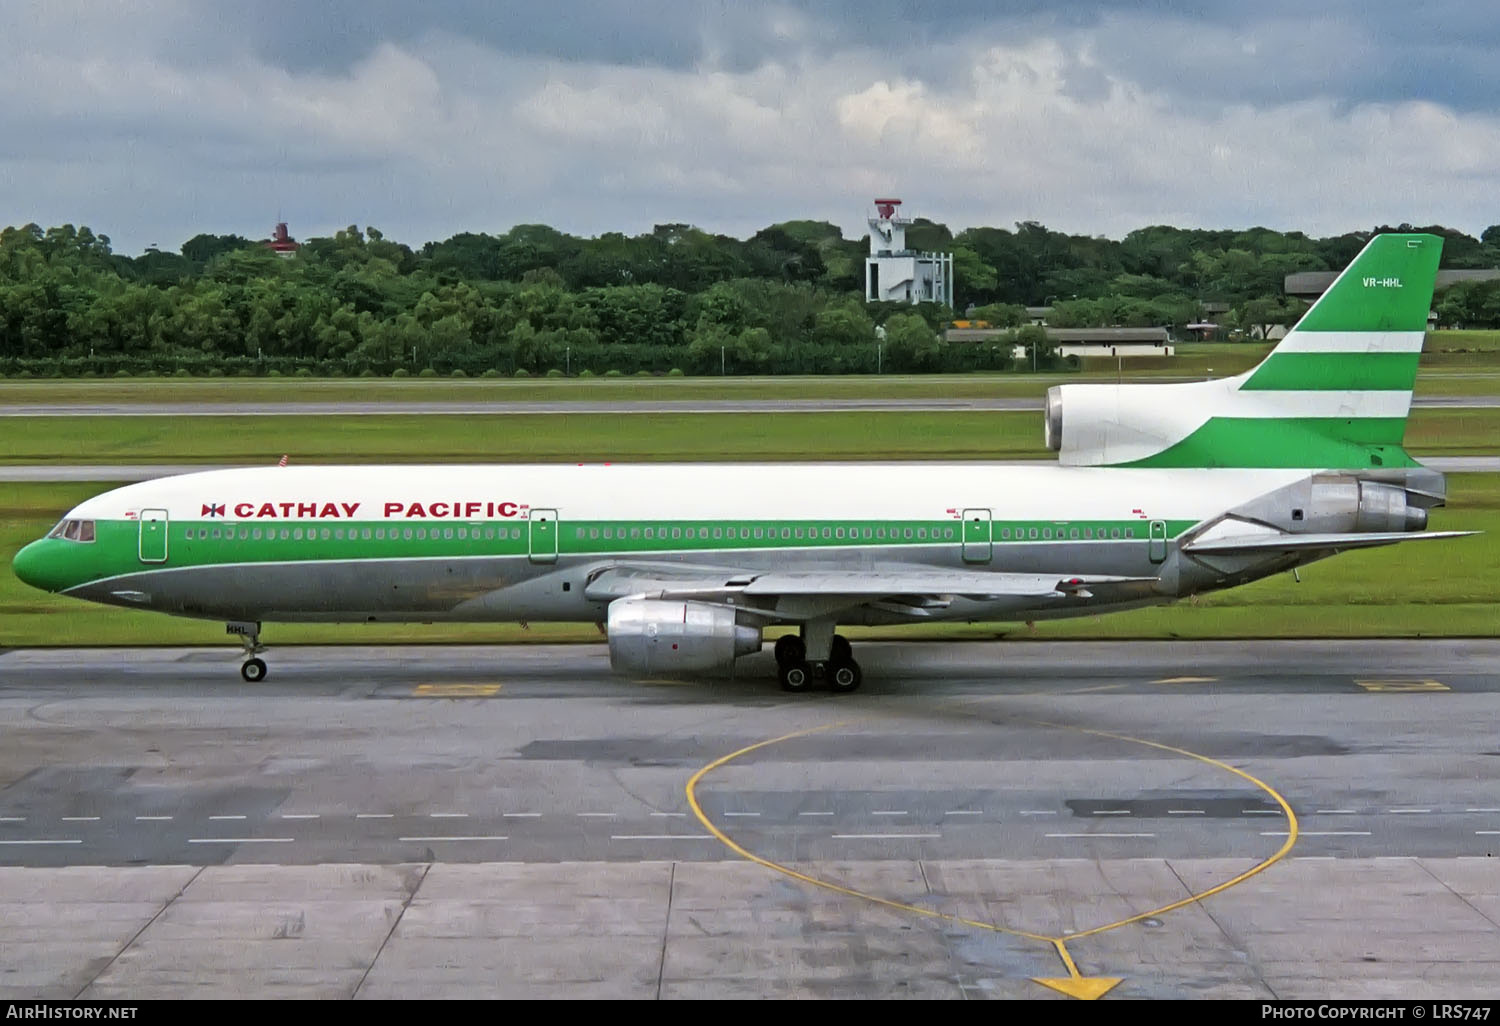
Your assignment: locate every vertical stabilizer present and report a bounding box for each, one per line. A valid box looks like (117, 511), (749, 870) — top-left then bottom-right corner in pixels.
(1047, 233), (1443, 469)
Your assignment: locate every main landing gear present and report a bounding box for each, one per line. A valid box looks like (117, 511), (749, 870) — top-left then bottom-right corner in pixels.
(227, 621), (267, 682)
(773, 630), (862, 694)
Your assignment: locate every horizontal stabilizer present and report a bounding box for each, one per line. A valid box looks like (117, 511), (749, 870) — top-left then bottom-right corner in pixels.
(1184, 529), (1477, 556)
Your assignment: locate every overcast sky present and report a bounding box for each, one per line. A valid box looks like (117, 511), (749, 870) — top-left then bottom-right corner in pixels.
(5, 1), (1498, 254)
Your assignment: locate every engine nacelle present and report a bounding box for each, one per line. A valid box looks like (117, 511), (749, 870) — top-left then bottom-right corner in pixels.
(1042, 378), (1247, 466)
(1044, 386), (1064, 452)
(1309, 477), (1428, 533)
(607, 598), (762, 675)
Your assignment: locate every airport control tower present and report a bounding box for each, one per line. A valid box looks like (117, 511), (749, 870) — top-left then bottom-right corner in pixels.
(864, 198), (953, 306)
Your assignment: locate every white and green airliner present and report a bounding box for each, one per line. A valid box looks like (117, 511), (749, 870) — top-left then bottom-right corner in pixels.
(11, 233), (1472, 691)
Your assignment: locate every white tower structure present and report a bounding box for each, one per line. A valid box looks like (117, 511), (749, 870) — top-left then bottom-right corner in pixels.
(864, 198), (953, 306)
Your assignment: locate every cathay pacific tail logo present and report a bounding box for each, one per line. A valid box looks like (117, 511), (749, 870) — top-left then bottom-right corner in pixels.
(1363, 277), (1403, 287)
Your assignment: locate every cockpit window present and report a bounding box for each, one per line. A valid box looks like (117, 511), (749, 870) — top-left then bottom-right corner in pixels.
(48, 519), (96, 543)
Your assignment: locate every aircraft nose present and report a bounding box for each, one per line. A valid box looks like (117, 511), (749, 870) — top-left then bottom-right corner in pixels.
(11, 540), (59, 592)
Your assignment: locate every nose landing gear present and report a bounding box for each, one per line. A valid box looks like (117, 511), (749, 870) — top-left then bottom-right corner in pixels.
(227, 621), (267, 682)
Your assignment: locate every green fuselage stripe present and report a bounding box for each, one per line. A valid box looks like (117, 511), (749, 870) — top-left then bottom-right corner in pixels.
(31, 515), (1198, 593)
(1240, 352), (1420, 392)
(1118, 417), (1417, 469)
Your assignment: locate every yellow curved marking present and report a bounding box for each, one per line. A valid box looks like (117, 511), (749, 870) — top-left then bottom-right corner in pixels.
(684, 722), (1056, 944)
(685, 712), (1302, 991)
(1028, 718), (1300, 941)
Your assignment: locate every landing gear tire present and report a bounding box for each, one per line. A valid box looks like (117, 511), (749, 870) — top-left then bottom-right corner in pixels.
(774, 635), (806, 667)
(240, 658), (267, 683)
(831, 634), (852, 664)
(828, 659), (862, 694)
(779, 661), (813, 693)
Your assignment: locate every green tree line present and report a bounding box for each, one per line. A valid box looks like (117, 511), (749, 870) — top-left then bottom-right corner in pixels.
(2, 219), (1497, 377)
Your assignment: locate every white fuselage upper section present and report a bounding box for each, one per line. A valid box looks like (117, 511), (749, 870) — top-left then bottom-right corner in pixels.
(71, 463), (1311, 526)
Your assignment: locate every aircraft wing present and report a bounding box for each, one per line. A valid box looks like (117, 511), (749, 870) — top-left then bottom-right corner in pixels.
(582, 562), (1159, 621)
(1184, 529), (1477, 556)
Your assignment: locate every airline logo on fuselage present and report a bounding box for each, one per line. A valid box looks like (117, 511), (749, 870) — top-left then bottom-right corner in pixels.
(217, 500), (527, 520)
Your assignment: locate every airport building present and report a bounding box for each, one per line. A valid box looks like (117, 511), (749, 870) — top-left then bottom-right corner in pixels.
(1284, 268), (1500, 300)
(864, 199), (954, 306)
(943, 325), (1175, 358)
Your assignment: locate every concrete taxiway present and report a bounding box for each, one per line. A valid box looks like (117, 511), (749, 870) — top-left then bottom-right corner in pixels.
(0, 639), (1496, 999)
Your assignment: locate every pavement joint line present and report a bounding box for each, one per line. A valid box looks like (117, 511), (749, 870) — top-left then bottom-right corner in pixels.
(186, 837), (294, 843)
(831, 833), (942, 839)
(1414, 857), (1500, 934)
(1047, 832), (1155, 838)
(353, 862), (429, 1000)
(76, 863), (205, 1000)
(397, 835), (508, 842)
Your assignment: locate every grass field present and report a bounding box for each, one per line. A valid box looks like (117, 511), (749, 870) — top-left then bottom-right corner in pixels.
(1, 406), (1496, 464)
(2, 474), (1495, 648)
(0, 332), (1497, 403)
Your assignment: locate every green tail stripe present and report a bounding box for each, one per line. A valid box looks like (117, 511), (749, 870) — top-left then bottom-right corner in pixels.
(1294, 234), (1442, 333)
(1120, 417), (1418, 469)
(1240, 352), (1421, 391)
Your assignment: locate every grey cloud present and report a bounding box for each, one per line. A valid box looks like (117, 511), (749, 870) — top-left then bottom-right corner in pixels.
(3, 0), (1498, 255)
